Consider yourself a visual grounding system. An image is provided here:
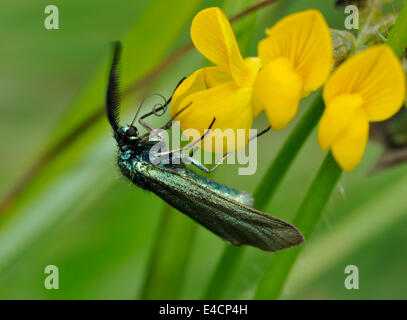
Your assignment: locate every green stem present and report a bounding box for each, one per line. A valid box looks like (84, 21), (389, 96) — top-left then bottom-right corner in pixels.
(139, 204), (197, 299)
(254, 91), (324, 206)
(139, 204), (172, 299)
(387, 0), (407, 57)
(202, 92), (324, 299)
(201, 245), (243, 299)
(254, 152), (342, 299)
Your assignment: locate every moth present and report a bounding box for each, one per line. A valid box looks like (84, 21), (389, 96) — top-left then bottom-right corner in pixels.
(105, 42), (304, 252)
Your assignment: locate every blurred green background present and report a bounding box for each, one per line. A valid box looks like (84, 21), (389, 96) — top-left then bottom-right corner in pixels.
(1, 0), (407, 299)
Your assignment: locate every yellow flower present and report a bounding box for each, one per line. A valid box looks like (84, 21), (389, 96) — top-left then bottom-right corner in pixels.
(252, 10), (333, 130)
(170, 7), (261, 153)
(318, 45), (406, 171)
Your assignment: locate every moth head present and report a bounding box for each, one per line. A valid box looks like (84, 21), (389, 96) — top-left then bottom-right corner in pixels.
(115, 125), (140, 148)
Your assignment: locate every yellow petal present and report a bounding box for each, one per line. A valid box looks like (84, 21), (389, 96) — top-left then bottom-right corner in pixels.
(331, 108), (369, 171)
(258, 9), (332, 95)
(191, 7), (258, 86)
(170, 67), (231, 118)
(203, 66), (233, 88)
(173, 80), (253, 153)
(171, 69), (206, 118)
(251, 57), (303, 130)
(318, 94), (363, 150)
(323, 45), (406, 121)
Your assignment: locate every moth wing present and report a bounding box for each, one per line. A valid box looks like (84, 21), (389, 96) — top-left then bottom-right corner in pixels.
(147, 164), (304, 252)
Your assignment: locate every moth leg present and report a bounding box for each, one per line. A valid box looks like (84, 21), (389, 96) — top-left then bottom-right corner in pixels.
(139, 101), (194, 143)
(174, 152), (227, 173)
(182, 126), (272, 173)
(152, 117), (216, 157)
(189, 146), (199, 157)
(136, 106), (168, 146)
(138, 100), (175, 142)
(145, 100), (192, 134)
(256, 126), (271, 139)
(138, 118), (156, 133)
(187, 126), (270, 159)
(157, 96), (194, 132)
(176, 154), (212, 173)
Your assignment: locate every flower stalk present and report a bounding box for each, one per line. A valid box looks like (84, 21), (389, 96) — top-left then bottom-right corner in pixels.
(254, 152), (342, 299)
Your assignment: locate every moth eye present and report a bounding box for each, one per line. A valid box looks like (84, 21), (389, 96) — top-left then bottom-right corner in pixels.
(126, 126), (138, 137)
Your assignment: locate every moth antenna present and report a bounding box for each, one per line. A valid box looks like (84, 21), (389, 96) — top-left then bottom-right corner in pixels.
(130, 93), (167, 127)
(130, 77), (185, 126)
(105, 41), (122, 132)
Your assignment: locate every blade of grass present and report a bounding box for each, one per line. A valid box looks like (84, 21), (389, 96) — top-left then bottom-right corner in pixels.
(254, 152), (342, 299)
(285, 168), (407, 297)
(203, 91), (325, 299)
(139, 203), (172, 299)
(139, 207), (198, 299)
